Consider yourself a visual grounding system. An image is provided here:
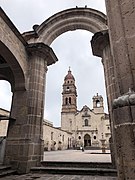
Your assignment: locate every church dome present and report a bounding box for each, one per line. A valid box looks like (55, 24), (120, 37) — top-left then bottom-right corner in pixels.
(64, 68), (75, 81)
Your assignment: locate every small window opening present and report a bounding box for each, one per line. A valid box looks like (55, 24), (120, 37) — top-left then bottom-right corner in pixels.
(85, 119), (88, 126)
(51, 132), (53, 140)
(69, 97), (71, 104)
(96, 100), (100, 107)
(65, 97), (68, 105)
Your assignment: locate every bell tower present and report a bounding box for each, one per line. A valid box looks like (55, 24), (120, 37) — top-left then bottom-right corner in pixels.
(92, 93), (104, 114)
(61, 68), (77, 132)
(61, 67), (77, 113)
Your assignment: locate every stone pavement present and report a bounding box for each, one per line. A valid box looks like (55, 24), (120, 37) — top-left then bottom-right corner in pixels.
(44, 149), (111, 162)
(1, 150), (117, 179)
(0, 173), (117, 180)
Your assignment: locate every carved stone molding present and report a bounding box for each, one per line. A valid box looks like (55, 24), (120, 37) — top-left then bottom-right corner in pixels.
(26, 43), (58, 66)
(113, 89), (135, 109)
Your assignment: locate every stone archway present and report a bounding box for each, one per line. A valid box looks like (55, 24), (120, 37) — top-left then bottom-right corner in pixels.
(0, 8), (58, 173)
(23, 8), (114, 168)
(1, 6), (116, 174)
(23, 7), (108, 45)
(84, 134), (91, 147)
(18, 8), (111, 173)
(0, 41), (26, 91)
(1, 2), (135, 178)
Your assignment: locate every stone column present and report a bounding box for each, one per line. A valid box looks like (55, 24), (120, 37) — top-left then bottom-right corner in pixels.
(4, 43), (58, 173)
(105, 1), (135, 179)
(105, 0), (135, 94)
(91, 30), (118, 167)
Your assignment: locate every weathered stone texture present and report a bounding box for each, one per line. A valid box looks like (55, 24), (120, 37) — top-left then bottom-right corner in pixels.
(105, 1), (135, 179)
(114, 122), (135, 179)
(0, 10), (28, 87)
(23, 8), (108, 45)
(105, 0), (135, 94)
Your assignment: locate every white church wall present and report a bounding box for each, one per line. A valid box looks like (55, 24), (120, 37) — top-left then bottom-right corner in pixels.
(43, 120), (72, 151)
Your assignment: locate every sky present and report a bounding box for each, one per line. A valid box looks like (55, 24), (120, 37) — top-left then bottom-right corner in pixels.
(0, 0), (107, 127)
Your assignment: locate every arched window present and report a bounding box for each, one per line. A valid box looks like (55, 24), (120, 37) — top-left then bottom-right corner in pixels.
(69, 97), (71, 104)
(85, 119), (88, 126)
(96, 100), (100, 107)
(65, 97), (68, 105)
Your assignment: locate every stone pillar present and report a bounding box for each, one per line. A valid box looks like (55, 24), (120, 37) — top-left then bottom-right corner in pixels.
(4, 43), (58, 173)
(91, 30), (117, 167)
(104, 1), (135, 179)
(105, 0), (135, 94)
(113, 93), (135, 179)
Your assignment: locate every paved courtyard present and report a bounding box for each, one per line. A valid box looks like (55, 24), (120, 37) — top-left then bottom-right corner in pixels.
(44, 149), (111, 162)
(1, 150), (117, 180)
(0, 173), (117, 180)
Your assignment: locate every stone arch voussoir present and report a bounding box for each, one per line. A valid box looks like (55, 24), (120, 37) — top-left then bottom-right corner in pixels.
(23, 8), (108, 46)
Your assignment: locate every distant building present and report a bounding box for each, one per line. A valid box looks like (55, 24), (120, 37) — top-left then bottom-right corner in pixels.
(43, 120), (72, 151)
(61, 68), (111, 148)
(0, 108), (9, 137)
(0, 69), (111, 150)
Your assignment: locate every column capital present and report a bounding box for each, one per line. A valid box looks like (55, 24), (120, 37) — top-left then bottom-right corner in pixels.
(113, 89), (135, 109)
(91, 30), (109, 57)
(26, 43), (58, 66)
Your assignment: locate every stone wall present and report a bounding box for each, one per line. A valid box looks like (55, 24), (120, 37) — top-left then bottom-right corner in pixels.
(43, 120), (72, 151)
(0, 8), (28, 90)
(0, 108), (9, 137)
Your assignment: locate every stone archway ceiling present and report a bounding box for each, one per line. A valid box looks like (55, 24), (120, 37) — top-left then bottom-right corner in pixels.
(23, 8), (108, 46)
(0, 42), (25, 91)
(0, 55), (8, 67)
(0, 55), (15, 91)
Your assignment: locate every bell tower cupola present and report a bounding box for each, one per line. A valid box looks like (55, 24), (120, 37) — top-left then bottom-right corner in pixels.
(92, 93), (104, 113)
(61, 67), (77, 113)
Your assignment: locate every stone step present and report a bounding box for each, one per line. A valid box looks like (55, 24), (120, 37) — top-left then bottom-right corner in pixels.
(41, 161), (114, 169)
(0, 169), (17, 177)
(0, 165), (11, 173)
(0, 165), (17, 177)
(31, 166), (117, 176)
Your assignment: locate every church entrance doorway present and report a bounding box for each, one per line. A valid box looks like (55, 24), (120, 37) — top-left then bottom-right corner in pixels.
(84, 134), (91, 147)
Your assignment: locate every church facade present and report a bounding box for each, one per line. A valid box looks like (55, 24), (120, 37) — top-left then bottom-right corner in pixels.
(61, 68), (111, 149)
(0, 69), (111, 151)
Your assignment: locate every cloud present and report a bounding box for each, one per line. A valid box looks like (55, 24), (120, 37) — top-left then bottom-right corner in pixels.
(1, 0), (106, 32)
(0, 81), (12, 111)
(45, 30), (108, 126)
(0, 0), (107, 127)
